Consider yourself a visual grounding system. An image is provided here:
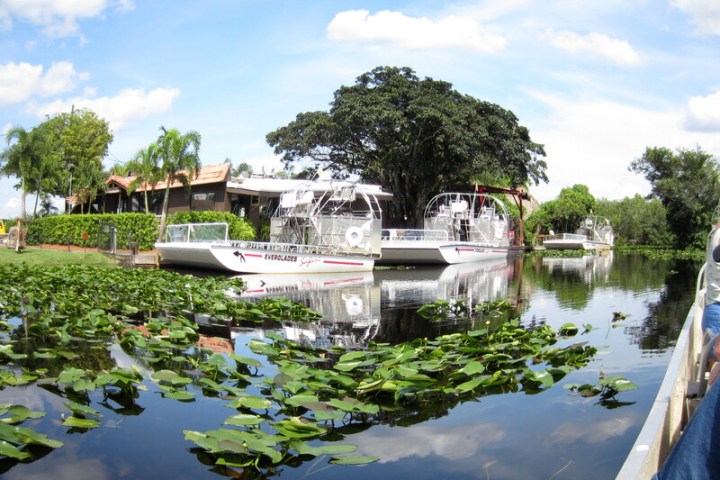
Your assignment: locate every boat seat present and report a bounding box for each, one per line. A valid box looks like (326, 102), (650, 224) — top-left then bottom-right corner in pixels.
(688, 330), (720, 400)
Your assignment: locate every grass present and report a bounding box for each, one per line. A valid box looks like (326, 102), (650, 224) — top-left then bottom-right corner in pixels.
(0, 246), (118, 268)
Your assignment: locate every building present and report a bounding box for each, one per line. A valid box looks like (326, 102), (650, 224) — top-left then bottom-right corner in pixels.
(92, 163), (393, 231)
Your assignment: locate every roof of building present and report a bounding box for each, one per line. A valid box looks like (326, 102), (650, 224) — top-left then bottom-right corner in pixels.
(106, 163), (231, 193)
(226, 177), (393, 200)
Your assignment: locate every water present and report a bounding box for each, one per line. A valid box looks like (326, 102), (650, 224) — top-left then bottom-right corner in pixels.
(0, 252), (698, 479)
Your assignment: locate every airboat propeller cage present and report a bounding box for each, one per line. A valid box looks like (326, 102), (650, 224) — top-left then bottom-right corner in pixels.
(424, 192), (511, 246)
(270, 182), (383, 255)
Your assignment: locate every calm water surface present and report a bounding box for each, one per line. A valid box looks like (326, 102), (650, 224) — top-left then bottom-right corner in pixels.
(0, 252), (698, 480)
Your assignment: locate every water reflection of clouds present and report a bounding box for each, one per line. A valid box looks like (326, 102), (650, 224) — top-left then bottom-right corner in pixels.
(352, 423), (505, 463)
(548, 412), (638, 445)
(0, 384), (65, 413)
(4, 456), (111, 480)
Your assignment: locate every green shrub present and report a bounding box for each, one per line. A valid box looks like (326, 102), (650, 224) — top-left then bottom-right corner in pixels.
(26, 214), (158, 251)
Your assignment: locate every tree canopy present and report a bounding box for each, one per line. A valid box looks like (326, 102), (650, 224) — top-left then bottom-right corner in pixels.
(630, 146), (720, 249)
(267, 66), (547, 226)
(525, 184), (596, 238)
(0, 108), (113, 217)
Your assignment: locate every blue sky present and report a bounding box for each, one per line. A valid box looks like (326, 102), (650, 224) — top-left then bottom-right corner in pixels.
(1, 0), (719, 218)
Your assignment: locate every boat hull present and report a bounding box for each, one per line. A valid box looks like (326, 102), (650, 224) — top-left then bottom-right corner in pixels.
(616, 268), (707, 479)
(379, 240), (509, 265)
(155, 241), (375, 273)
(543, 236), (612, 251)
(237, 271), (374, 298)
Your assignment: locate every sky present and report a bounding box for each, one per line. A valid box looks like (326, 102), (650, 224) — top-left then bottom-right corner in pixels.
(0, 0), (719, 218)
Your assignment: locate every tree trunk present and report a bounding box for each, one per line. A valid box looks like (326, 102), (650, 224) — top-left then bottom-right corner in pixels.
(144, 188), (150, 214)
(157, 183), (171, 242)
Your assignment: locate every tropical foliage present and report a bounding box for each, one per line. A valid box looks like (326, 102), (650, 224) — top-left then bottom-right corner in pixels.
(596, 196), (673, 246)
(155, 127), (202, 241)
(524, 184), (596, 244)
(267, 66), (547, 227)
(26, 213), (158, 250)
(125, 143), (162, 214)
(630, 146), (720, 249)
(0, 108), (113, 217)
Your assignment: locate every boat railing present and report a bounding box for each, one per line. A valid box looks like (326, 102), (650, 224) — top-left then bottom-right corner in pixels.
(616, 264), (708, 479)
(381, 229), (450, 242)
(164, 223), (229, 243)
(559, 233), (587, 241)
(227, 239), (378, 258)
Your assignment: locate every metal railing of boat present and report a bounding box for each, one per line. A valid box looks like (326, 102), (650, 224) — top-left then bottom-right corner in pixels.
(226, 239), (379, 258)
(381, 229), (449, 242)
(616, 264), (709, 479)
(165, 222), (229, 243)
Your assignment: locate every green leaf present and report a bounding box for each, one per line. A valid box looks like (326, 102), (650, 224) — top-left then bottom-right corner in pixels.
(224, 414), (264, 426)
(460, 361), (485, 376)
(62, 416), (101, 429)
(0, 405), (46, 424)
(0, 440), (30, 460)
(329, 455), (379, 465)
(163, 390), (195, 401)
(272, 417), (326, 439)
(291, 440), (357, 456)
(226, 395), (272, 410)
(64, 401), (101, 417)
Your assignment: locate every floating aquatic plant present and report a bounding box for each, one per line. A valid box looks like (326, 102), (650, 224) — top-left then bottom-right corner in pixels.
(0, 262), (629, 475)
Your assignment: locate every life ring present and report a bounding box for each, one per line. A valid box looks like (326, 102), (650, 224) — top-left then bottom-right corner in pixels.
(343, 294), (364, 316)
(345, 227), (363, 247)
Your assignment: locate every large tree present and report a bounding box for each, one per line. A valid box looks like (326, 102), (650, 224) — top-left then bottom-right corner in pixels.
(0, 125), (59, 218)
(155, 127), (202, 242)
(266, 66), (547, 227)
(525, 184), (596, 239)
(630, 146), (719, 249)
(40, 108), (113, 211)
(596, 195), (672, 246)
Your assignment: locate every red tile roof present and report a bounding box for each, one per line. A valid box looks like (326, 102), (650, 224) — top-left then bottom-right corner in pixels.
(106, 163), (230, 192)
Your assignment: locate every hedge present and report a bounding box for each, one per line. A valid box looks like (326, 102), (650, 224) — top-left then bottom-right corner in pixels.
(25, 211), (256, 251)
(26, 213), (159, 251)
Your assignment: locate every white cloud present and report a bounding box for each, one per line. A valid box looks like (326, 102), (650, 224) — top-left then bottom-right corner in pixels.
(351, 423), (505, 463)
(544, 29), (642, 66)
(328, 10), (506, 53)
(0, 61), (87, 106)
(1, 194), (22, 219)
(686, 90), (720, 131)
(672, 0), (720, 36)
(528, 93), (720, 202)
(549, 414), (635, 444)
(244, 154), (284, 176)
(0, 0), (134, 38)
(30, 87), (181, 132)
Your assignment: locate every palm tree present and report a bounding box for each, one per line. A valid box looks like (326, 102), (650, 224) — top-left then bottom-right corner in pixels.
(0, 126), (45, 219)
(126, 143), (161, 214)
(38, 195), (59, 216)
(74, 160), (108, 214)
(156, 127), (202, 242)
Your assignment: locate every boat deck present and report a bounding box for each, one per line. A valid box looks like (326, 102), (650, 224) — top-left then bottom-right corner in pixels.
(616, 267), (709, 478)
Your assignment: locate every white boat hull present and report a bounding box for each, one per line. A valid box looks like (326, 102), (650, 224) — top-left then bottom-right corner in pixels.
(237, 271), (374, 297)
(616, 267), (707, 479)
(379, 240), (509, 265)
(543, 235), (612, 251)
(155, 241), (375, 273)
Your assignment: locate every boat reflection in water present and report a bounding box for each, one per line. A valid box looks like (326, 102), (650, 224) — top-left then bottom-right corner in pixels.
(541, 250), (613, 283)
(235, 258), (514, 348)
